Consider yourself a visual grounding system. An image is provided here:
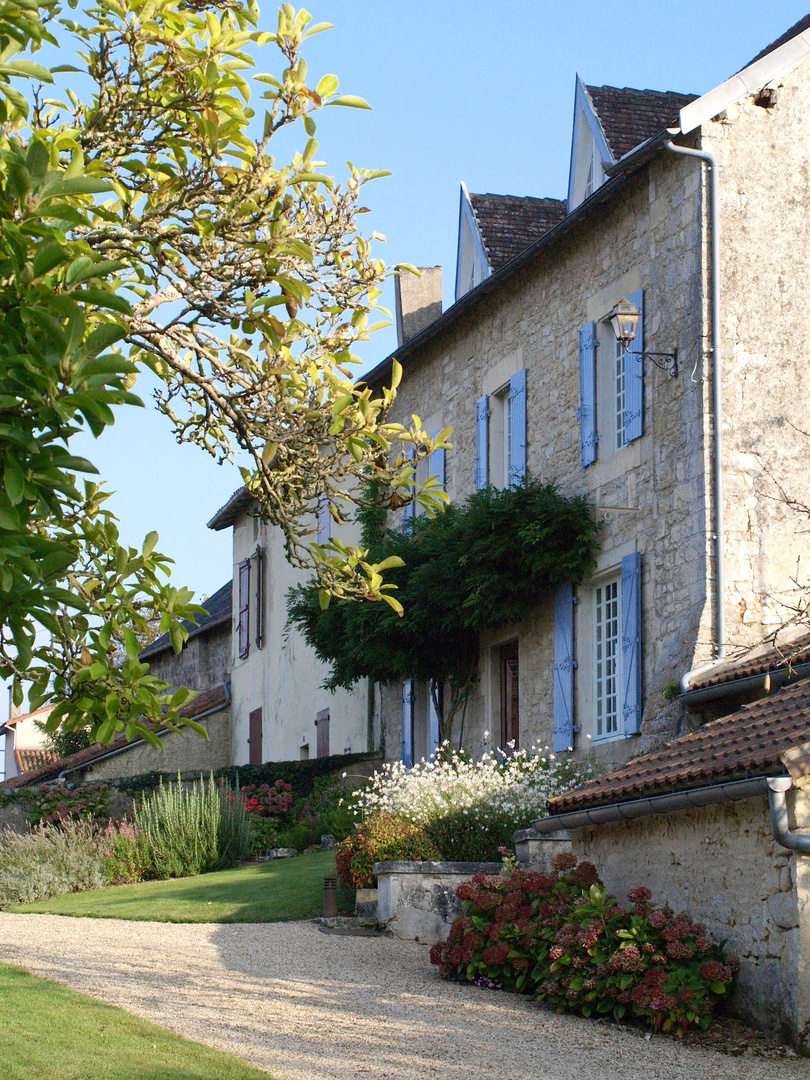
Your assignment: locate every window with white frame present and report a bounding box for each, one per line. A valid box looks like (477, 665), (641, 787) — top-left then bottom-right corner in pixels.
(594, 574), (621, 740)
(488, 383), (511, 489)
(613, 336), (626, 451)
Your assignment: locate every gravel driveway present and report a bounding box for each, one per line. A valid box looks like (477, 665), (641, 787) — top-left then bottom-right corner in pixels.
(0, 913), (806, 1080)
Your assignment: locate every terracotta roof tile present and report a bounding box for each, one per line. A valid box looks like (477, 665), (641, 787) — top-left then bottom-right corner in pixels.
(687, 633), (810, 691)
(550, 677), (810, 813)
(468, 193), (567, 271)
(585, 85), (698, 160)
(2, 704), (55, 730)
(0, 682), (230, 789)
(14, 748), (59, 775)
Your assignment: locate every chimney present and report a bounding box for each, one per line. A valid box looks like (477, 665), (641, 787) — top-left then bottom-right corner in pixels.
(395, 266), (442, 348)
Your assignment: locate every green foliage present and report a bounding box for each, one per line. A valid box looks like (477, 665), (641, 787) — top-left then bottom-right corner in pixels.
(0, 0), (454, 745)
(335, 812), (441, 889)
(97, 821), (149, 884)
(26, 782), (110, 827)
(430, 856), (739, 1036)
(0, 819), (107, 904)
(34, 720), (91, 760)
(213, 750), (379, 798)
(288, 478), (601, 698)
(133, 774), (251, 880)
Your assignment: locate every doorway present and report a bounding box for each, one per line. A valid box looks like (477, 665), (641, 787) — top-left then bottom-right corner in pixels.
(499, 641), (519, 750)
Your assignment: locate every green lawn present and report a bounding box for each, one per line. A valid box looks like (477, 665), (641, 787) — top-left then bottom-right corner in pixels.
(7, 850), (339, 923)
(0, 963), (277, 1080)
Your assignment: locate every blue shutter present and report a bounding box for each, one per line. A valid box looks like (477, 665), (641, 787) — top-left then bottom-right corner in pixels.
(476, 395), (489, 490)
(553, 582), (575, 753)
(402, 679), (414, 767)
(509, 369), (527, 486)
(621, 552), (643, 735)
(403, 448), (415, 526)
(578, 323), (598, 466)
(431, 434), (446, 493)
(428, 681), (441, 757)
(625, 289), (644, 443)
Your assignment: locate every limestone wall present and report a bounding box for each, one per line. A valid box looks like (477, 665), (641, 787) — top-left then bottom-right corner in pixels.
(572, 795), (805, 1043)
(380, 144), (709, 767)
(75, 711), (232, 782)
(146, 621), (231, 692)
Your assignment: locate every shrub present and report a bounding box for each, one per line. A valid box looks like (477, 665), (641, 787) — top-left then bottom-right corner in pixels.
(0, 821), (108, 905)
(348, 744), (595, 862)
(336, 813), (441, 889)
(247, 816), (281, 856)
(27, 784), (111, 828)
(430, 855), (738, 1036)
(287, 775), (355, 843)
(97, 822), (149, 884)
(134, 775), (251, 880)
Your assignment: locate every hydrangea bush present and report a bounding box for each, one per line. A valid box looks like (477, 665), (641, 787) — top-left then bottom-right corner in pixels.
(430, 853), (738, 1035)
(347, 743), (595, 862)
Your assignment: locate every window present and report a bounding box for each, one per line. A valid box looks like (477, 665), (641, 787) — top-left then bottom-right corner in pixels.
(476, 370), (526, 490)
(578, 289), (644, 466)
(317, 496), (331, 545)
(594, 576), (621, 740)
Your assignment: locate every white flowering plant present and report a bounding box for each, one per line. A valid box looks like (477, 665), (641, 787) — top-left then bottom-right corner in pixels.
(346, 740), (597, 862)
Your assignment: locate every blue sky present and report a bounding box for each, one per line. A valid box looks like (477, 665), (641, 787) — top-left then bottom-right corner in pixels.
(72, 1), (810, 608)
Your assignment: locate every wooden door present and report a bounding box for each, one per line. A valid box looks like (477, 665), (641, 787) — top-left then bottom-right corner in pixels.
(248, 707), (262, 765)
(500, 641), (519, 750)
(316, 708), (330, 758)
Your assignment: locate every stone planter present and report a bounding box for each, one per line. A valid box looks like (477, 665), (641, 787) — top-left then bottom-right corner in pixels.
(373, 860), (502, 943)
(355, 888), (378, 919)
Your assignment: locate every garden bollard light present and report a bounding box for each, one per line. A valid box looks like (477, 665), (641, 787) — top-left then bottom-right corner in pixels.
(323, 876), (338, 918)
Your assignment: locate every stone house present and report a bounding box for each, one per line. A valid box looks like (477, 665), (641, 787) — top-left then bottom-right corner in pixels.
(206, 489), (371, 766)
(0, 582), (235, 789)
(362, 13), (810, 777)
(0, 704), (57, 782)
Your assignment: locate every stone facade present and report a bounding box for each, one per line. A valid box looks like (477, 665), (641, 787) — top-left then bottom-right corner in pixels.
(375, 860), (502, 942)
(72, 712), (232, 782)
(566, 790), (810, 1046)
(376, 57), (810, 774)
(146, 620), (231, 693)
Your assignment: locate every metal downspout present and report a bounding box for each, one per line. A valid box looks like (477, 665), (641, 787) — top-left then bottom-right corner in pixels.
(767, 777), (810, 853)
(663, 138), (726, 668)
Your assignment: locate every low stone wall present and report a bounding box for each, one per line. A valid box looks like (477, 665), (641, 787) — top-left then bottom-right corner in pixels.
(561, 792), (809, 1047)
(374, 860), (501, 943)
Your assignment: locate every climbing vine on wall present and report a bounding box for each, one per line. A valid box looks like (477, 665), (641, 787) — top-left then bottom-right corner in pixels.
(286, 478), (601, 741)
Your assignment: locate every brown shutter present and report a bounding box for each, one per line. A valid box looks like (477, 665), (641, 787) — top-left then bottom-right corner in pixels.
(316, 709), (330, 758)
(254, 546), (264, 650)
(238, 558), (250, 659)
(248, 708), (263, 765)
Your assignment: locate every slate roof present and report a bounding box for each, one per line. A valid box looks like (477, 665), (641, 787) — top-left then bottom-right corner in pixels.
(746, 13), (810, 68)
(15, 748), (59, 775)
(0, 682), (230, 790)
(468, 194), (567, 271)
(549, 677), (810, 813)
(585, 84), (698, 160)
(687, 633), (810, 692)
(140, 579), (233, 660)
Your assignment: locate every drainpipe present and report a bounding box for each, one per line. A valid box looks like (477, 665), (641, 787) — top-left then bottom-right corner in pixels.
(663, 138), (727, 680)
(767, 777), (810, 853)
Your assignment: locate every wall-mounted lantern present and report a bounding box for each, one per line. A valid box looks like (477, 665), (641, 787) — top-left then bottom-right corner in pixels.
(610, 299), (678, 378)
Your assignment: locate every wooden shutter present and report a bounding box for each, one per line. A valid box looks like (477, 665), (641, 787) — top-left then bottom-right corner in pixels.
(578, 323), (598, 467)
(316, 495), (331, 545)
(402, 679), (414, 767)
(254, 547), (264, 650)
(403, 448), (416, 526)
(553, 581), (575, 753)
(509, 369), (527, 486)
(316, 708), (330, 758)
(248, 707), (262, 765)
(428, 681), (441, 757)
(475, 395), (489, 490)
(238, 558), (250, 659)
(624, 289), (644, 443)
(430, 439), (446, 493)
(621, 552), (643, 735)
